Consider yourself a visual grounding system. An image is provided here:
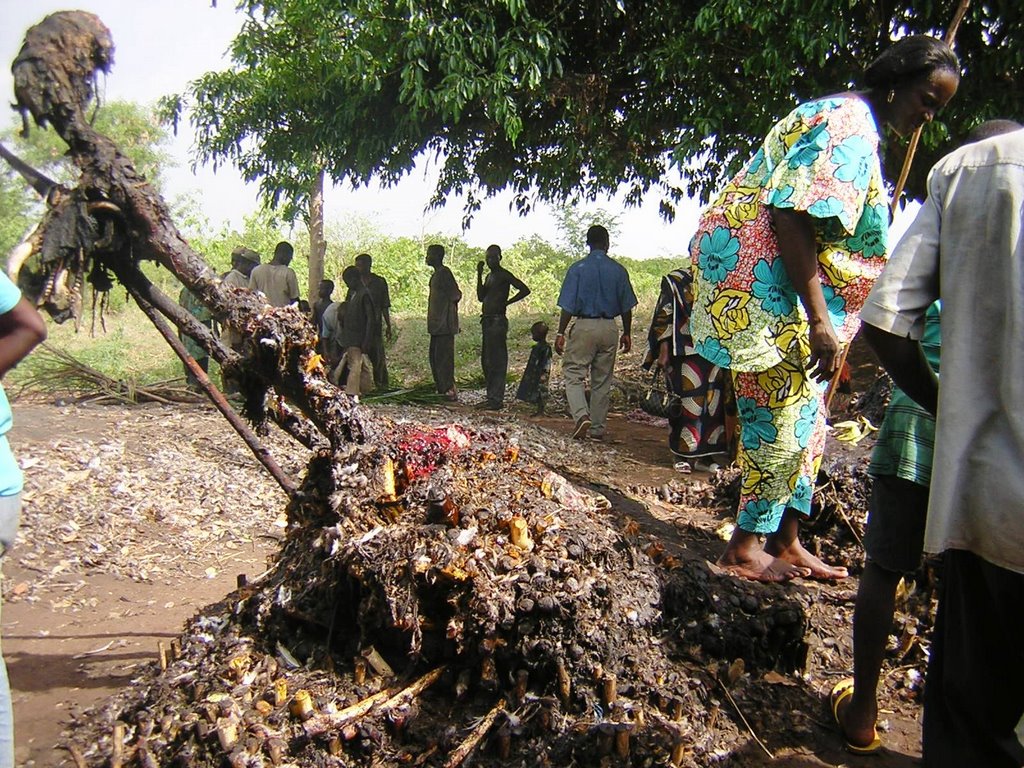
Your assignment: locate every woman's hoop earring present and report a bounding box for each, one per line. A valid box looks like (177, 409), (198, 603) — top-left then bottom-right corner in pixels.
(887, 89), (895, 104)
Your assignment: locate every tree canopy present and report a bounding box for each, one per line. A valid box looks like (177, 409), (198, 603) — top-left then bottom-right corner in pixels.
(166, 0), (1022, 222)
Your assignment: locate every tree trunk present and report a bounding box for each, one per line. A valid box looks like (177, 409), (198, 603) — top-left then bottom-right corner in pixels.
(308, 169), (325, 303)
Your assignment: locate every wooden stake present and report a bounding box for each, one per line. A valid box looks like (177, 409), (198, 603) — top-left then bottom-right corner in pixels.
(615, 728), (630, 758)
(556, 660), (571, 708)
(111, 722), (125, 768)
(513, 669), (529, 705)
(62, 743), (87, 768)
(126, 282), (298, 498)
(670, 741), (687, 767)
(602, 673), (617, 707)
(827, 0), (973, 409)
(442, 699), (505, 768)
(157, 641), (167, 671)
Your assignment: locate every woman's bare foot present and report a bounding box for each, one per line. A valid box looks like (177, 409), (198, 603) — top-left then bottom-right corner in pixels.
(717, 549), (810, 583)
(718, 529), (811, 583)
(765, 536), (848, 580)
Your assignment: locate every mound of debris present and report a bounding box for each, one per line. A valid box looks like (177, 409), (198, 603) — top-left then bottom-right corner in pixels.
(62, 418), (807, 767)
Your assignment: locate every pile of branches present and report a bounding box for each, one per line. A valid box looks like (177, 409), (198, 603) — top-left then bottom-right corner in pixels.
(14, 343), (203, 404)
(63, 422), (789, 766)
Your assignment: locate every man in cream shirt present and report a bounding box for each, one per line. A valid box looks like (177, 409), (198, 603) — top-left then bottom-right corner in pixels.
(860, 126), (1024, 768)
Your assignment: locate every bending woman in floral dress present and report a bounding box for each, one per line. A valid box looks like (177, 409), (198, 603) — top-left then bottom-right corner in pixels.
(688, 36), (960, 582)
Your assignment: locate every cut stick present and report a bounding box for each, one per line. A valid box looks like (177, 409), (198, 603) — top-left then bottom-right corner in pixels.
(111, 722), (125, 768)
(443, 699), (506, 768)
(303, 666), (445, 737)
(62, 743), (87, 768)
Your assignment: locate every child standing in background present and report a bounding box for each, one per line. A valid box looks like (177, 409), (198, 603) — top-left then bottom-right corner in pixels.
(516, 321), (552, 415)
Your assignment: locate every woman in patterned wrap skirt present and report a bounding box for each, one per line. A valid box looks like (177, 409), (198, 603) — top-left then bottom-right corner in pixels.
(645, 268), (733, 471)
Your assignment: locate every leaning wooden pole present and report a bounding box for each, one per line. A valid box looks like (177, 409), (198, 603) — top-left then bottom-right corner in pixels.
(826, 0), (972, 410)
(128, 281), (299, 499)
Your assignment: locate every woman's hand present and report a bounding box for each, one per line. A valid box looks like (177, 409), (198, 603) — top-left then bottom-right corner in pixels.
(657, 340), (671, 369)
(807, 317), (841, 383)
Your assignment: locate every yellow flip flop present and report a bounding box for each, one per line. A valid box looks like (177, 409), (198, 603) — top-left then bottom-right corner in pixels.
(830, 678), (883, 755)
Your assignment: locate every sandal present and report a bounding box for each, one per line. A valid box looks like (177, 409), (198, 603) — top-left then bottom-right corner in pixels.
(673, 461), (692, 474)
(829, 678), (883, 755)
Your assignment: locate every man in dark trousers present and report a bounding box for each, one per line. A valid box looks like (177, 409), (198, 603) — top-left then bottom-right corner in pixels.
(476, 244), (530, 410)
(354, 253), (392, 390)
(426, 243), (462, 401)
(311, 279), (334, 334)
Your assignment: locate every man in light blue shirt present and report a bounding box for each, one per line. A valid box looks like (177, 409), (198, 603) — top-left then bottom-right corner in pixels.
(555, 225), (637, 440)
(0, 271), (46, 767)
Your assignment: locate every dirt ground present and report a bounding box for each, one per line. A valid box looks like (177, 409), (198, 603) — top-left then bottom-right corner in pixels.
(3, 391), (924, 767)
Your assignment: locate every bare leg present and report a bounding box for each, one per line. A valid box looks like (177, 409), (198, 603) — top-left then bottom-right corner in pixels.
(765, 508), (849, 579)
(717, 527), (811, 583)
(837, 560), (902, 747)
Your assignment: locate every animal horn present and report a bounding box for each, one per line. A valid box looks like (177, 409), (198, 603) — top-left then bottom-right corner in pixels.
(6, 223), (39, 282)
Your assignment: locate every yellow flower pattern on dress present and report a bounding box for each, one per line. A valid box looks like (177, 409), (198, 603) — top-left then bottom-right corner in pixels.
(723, 184), (763, 229)
(757, 357), (810, 410)
(818, 246), (852, 288)
(738, 445), (772, 497)
(769, 320), (809, 358)
(709, 288), (751, 340)
(689, 96), (889, 374)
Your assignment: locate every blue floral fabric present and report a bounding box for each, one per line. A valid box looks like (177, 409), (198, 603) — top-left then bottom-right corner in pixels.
(689, 96), (889, 374)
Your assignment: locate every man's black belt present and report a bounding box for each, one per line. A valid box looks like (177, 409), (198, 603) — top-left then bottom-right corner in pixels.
(577, 315), (613, 319)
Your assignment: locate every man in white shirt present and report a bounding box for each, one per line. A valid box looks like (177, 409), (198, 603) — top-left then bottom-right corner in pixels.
(860, 127), (1024, 768)
(248, 241), (299, 308)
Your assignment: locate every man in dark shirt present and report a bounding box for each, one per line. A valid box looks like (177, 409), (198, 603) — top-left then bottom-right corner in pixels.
(476, 244), (530, 410)
(333, 266), (375, 396)
(426, 244), (462, 400)
(311, 279), (334, 334)
(354, 253), (392, 390)
(555, 225), (637, 440)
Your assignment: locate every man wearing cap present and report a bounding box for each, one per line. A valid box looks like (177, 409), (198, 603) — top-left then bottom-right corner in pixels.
(220, 246), (259, 349)
(223, 246), (259, 290)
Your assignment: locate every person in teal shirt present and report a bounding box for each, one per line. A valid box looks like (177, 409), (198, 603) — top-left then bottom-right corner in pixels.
(0, 271), (47, 767)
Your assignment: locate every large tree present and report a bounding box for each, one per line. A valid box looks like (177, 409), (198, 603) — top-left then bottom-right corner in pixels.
(166, 0), (1021, 227)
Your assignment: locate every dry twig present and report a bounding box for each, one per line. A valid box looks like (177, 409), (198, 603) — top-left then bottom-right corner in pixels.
(717, 679), (774, 760)
(443, 698), (506, 768)
(303, 666), (446, 738)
